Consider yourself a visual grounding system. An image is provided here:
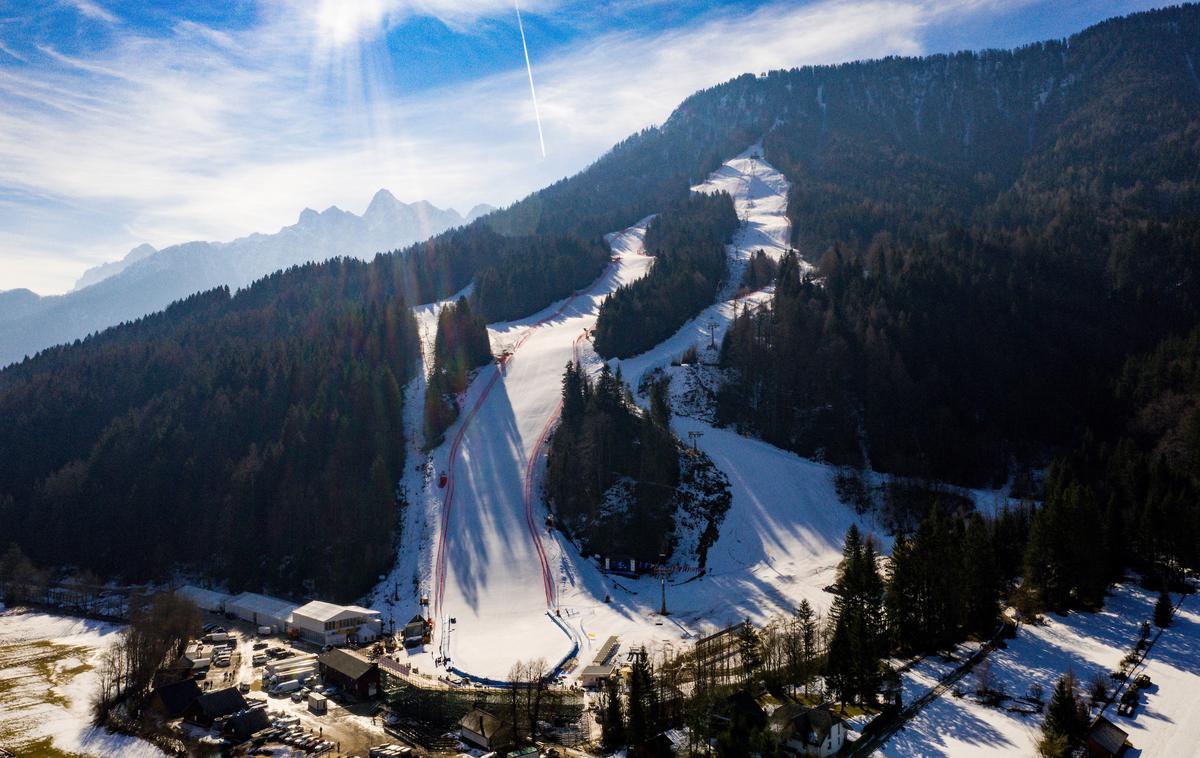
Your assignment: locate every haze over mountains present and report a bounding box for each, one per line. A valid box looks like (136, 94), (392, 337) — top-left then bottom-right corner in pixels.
(0, 191), (493, 367)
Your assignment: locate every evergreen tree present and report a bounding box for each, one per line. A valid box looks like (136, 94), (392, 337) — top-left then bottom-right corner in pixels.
(627, 650), (657, 748)
(795, 599), (819, 696)
(1039, 671), (1088, 756)
(960, 512), (1000, 636)
(736, 619), (763, 681)
(826, 524), (884, 705)
(825, 614), (853, 707)
(601, 677), (626, 750)
(1154, 590), (1173, 628)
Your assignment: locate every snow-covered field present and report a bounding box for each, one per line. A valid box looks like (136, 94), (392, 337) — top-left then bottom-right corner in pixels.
(367, 144), (878, 683)
(0, 608), (165, 757)
(875, 584), (1200, 757)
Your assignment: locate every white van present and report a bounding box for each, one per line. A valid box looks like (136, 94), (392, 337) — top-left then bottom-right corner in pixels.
(269, 679), (301, 696)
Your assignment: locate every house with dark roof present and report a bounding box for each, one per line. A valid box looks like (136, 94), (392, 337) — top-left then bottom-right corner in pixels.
(318, 647), (380, 699)
(768, 703), (846, 757)
(150, 677), (202, 717)
(184, 687), (248, 727)
(221, 706), (271, 741)
(1085, 716), (1129, 758)
(459, 707), (514, 752)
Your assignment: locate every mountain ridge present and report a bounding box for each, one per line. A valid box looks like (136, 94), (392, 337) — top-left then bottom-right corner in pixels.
(0, 192), (495, 366)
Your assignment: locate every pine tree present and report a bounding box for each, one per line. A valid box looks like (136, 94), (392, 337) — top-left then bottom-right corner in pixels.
(561, 361), (585, 426)
(885, 533), (920, 652)
(827, 524), (884, 705)
(601, 677), (626, 750)
(825, 614), (853, 707)
(1154, 589), (1173, 628)
(1040, 671), (1088, 756)
(736, 619), (763, 681)
(627, 649), (657, 747)
(960, 512), (1000, 636)
(795, 600), (818, 696)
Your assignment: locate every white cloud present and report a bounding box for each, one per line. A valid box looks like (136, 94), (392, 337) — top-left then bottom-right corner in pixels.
(0, 0), (1040, 294)
(61, 0), (117, 24)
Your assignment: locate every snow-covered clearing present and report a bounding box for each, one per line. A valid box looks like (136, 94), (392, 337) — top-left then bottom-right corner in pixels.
(0, 609), (165, 757)
(368, 144), (874, 684)
(875, 583), (1200, 757)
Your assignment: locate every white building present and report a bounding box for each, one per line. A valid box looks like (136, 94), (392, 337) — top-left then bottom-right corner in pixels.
(289, 600), (382, 646)
(225, 592), (296, 633)
(177, 585), (230, 613)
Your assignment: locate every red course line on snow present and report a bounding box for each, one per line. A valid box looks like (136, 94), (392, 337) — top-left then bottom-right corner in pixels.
(520, 328), (589, 609)
(433, 258), (620, 622)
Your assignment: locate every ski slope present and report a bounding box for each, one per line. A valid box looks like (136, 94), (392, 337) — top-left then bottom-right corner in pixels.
(415, 223), (655, 680)
(371, 145), (874, 683)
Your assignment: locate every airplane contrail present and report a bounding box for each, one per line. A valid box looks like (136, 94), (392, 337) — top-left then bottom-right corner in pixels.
(514, 0), (546, 158)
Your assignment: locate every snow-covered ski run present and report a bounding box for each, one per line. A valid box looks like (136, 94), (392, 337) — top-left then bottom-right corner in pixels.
(371, 145), (879, 684)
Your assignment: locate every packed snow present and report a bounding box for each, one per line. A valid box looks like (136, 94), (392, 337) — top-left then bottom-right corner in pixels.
(875, 583), (1200, 757)
(0, 609), (166, 757)
(368, 145), (879, 684)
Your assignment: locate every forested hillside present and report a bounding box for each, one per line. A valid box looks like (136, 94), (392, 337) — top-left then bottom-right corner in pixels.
(544, 363), (679, 562)
(594, 192), (738, 358)
(2, 4), (1198, 599)
(423, 297), (493, 447)
(0, 259), (419, 600)
(706, 5), (1200, 487)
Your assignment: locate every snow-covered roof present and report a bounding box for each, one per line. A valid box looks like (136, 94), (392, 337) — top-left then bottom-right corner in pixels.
(177, 585), (230, 609)
(292, 600), (381, 622)
(226, 592), (296, 619)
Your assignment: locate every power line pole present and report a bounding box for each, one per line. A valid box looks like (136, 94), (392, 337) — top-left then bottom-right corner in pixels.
(706, 320), (719, 350)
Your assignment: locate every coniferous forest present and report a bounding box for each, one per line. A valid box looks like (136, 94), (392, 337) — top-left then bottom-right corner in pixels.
(544, 362), (680, 563)
(0, 4), (1198, 609)
(712, 6), (1200, 495)
(423, 297), (493, 447)
(0, 260), (418, 600)
(593, 192), (738, 358)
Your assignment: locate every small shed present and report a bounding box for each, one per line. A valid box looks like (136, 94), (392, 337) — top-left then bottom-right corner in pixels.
(402, 615), (430, 647)
(318, 647), (380, 700)
(580, 635), (620, 687)
(1085, 716), (1129, 758)
(308, 692), (328, 714)
(459, 707), (513, 753)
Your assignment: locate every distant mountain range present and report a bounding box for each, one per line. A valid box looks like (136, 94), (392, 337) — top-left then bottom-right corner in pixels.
(0, 191), (493, 366)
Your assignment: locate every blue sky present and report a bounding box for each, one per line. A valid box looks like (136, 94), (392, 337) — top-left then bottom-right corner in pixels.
(0, 0), (1172, 294)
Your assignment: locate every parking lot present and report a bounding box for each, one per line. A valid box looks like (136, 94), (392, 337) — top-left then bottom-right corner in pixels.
(191, 611), (419, 757)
